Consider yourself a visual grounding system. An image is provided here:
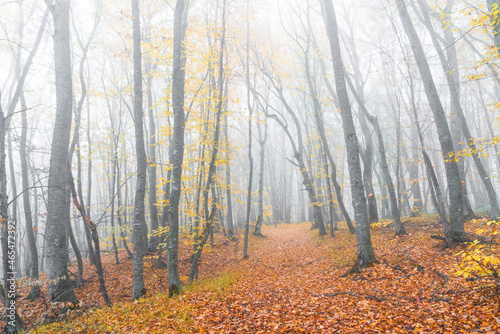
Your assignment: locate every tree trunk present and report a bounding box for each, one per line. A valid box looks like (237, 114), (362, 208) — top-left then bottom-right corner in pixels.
(20, 93), (39, 300)
(167, 0), (189, 296)
(131, 0), (148, 300)
(69, 172), (112, 306)
(224, 105), (235, 239)
(44, 0), (78, 304)
(395, 0), (464, 245)
(243, 0), (253, 258)
(322, 0), (376, 271)
(146, 50), (159, 252)
(253, 113), (267, 237)
(417, 0), (497, 219)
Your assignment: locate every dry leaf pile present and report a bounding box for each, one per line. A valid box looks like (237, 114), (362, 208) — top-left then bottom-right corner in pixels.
(14, 218), (500, 333)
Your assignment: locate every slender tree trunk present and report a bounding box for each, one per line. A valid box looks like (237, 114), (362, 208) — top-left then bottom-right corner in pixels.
(322, 0), (376, 271)
(19, 94), (39, 300)
(146, 53), (159, 252)
(303, 27), (355, 234)
(7, 133), (20, 279)
(253, 114), (267, 237)
(408, 112), (423, 215)
(131, 0), (148, 300)
(69, 172), (112, 306)
(395, 0), (464, 245)
(167, 0), (188, 296)
(110, 148), (120, 264)
(116, 161), (132, 259)
(417, 0), (497, 219)
(224, 106), (235, 239)
(243, 0), (253, 258)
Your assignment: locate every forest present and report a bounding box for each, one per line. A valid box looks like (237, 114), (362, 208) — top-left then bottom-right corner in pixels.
(0, 0), (500, 332)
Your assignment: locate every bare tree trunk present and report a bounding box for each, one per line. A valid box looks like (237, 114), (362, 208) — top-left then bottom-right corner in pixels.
(253, 113), (267, 237)
(243, 0), (253, 258)
(417, 0), (497, 219)
(408, 112), (423, 215)
(131, 0), (148, 300)
(19, 93), (39, 300)
(109, 148), (120, 264)
(224, 104), (235, 239)
(44, 0), (78, 304)
(116, 161), (132, 259)
(346, 74), (406, 234)
(395, 0), (464, 245)
(69, 172), (112, 306)
(322, 0), (376, 271)
(303, 20), (355, 234)
(146, 37), (159, 252)
(167, 0), (189, 296)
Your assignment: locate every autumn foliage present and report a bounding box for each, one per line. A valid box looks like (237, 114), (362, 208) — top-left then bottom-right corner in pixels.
(2, 217), (495, 333)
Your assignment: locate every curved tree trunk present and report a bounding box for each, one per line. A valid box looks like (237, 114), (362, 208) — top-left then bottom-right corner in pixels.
(416, 0), (497, 219)
(322, 0), (376, 271)
(395, 0), (464, 245)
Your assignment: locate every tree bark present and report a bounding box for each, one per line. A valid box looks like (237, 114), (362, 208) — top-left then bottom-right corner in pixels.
(395, 0), (464, 245)
(167, 0), (189, 296)
(253, 113), (267, 237)
(131, 0), (148, 300)
(322, 0), (376, 270)
(69, 172), (112, 306)
(243, 0), (253, 258)
(44, 0), (78, 304)
(417, 0), (497, 219)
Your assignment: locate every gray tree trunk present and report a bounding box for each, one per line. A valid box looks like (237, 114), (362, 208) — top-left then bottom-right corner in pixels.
(253, 114), (267, 237)
(395, 0), (464, 244)
(131, 0), (148, 300)
(224, 107), (235, 239)
(20, 94), (39, 300)
(167, 0), (189, 296)
(322, 0), (376, 271)
(44, 0), (78, 304)
(417, 0), (498, 219)
(243, 0), (253, 258)
(146, 47), (159, 252)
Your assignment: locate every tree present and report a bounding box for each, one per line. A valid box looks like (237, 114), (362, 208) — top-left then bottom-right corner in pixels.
(131, 0), (148, 300)
(395, 0), (464, 245)
(243, 0), (254, 259)
(167, 0), (189, 296)
(416, 0), (499, 219)
(322, 0), (376, 271)
(44, 0), (78, 304)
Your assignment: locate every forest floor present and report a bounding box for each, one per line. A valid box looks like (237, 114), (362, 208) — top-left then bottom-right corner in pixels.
(16, 217), (500, 333)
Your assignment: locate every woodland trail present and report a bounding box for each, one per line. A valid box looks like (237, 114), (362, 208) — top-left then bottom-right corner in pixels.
(41, 220), (499, 333)
(193, 222), (500, 333)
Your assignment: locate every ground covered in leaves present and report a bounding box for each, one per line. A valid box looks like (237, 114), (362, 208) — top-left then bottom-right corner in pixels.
(17, 218), (500, 333)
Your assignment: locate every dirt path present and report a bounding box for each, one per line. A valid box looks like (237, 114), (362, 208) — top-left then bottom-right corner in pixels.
(193, 223), (499, 334)
(195, 224), (344, 333)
